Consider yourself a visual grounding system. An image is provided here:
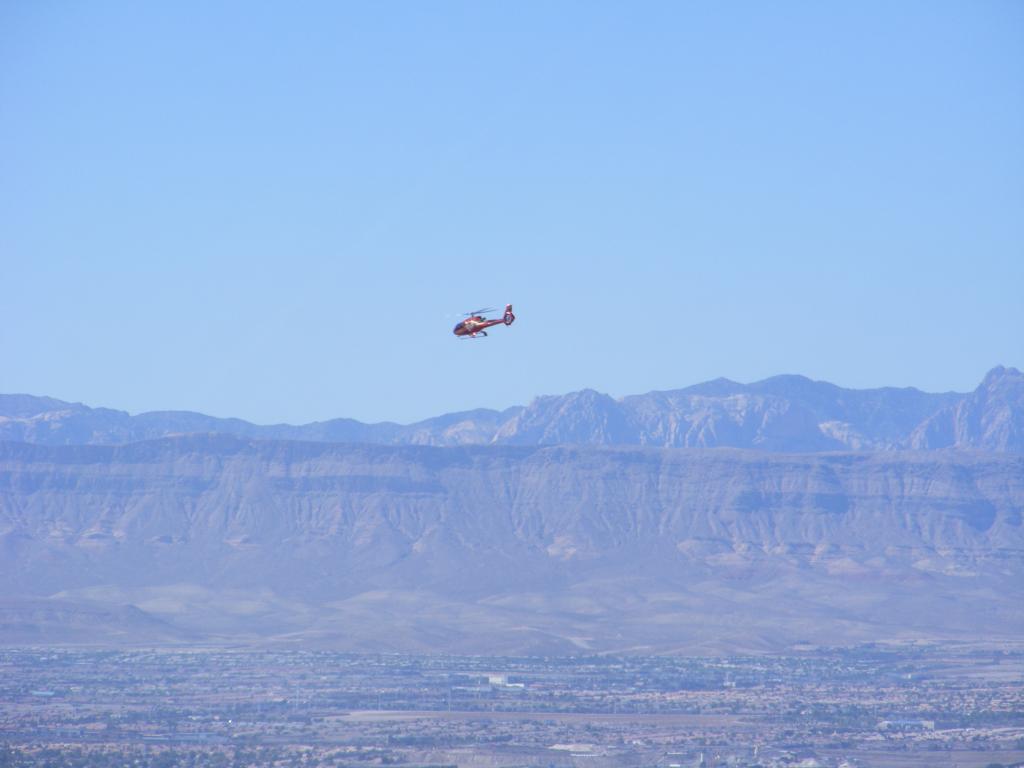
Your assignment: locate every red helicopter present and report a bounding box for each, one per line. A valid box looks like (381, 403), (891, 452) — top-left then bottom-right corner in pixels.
(452, 304), (515, 338)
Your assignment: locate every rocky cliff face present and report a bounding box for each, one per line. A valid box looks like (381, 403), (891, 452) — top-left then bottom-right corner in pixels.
(2, 437), (1021, 653)
(4, 368), (1020, 452)
(910, 366), (1024, 451)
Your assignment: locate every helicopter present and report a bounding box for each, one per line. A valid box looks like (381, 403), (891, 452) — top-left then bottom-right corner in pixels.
(452, 304), (515, 338)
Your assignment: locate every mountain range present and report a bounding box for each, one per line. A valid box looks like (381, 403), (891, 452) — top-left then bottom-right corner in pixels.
(1, 367), (1022, 654)
(2, 366), (1022, 453)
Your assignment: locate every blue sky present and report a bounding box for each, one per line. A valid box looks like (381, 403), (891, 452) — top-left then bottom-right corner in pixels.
(2, 1), (1021, 424)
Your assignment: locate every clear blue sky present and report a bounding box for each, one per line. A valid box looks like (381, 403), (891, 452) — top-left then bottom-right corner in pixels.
(2, 1), (1021, 424)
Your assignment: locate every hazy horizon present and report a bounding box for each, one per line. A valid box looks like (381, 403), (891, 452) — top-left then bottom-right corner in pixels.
(3, 1), (1022, 424)
(5, 364), (1014, 426)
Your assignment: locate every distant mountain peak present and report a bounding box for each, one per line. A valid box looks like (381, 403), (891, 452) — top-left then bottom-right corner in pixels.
(1, 368), (1019, 453)
(981, 364), (1022, 387)
(676, 377), (745, 396)
(0, 394), (82, 418)
(908, 366), (1024, 452)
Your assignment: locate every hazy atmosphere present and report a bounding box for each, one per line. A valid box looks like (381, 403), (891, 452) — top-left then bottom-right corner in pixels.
(2, 1), (1022, 424)
(3, 4), (1023, 768)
